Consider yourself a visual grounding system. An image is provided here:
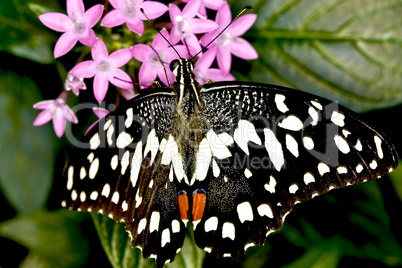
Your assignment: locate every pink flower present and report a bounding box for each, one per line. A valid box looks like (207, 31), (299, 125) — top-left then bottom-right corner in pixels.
(39, 0), (103, 58)
(182, 0), (226, 18)
(200, 3), (258, 74)
(169, 0), (218, 53)
(132, 29), (189, 88)
(70, 39), (133, 103)
(193, 46), (234, 84)
(85, 107), (110, 135)
(64, 72), (86, 95)
(101, 0), (168, 35)
(33, 91), (78, 137)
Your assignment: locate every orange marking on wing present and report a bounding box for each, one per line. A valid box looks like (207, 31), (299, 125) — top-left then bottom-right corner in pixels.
(192, 190), (206, 222)
(178, 191), (189, 221)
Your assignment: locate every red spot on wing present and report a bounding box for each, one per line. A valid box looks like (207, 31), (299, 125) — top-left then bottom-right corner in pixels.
(178, 191), (189, 221)
(192, 190), (206, 222)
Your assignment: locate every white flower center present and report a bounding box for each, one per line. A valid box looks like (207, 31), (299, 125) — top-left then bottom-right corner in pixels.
(70, 19), (86, 35)
(175, 15), (190, 33)
(218, 32), (234, 47)
(96, 60), (111, 74)
(123, 0), (138, 18)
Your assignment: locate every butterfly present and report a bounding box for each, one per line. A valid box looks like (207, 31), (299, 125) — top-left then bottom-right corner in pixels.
(60, 55), (398, 267)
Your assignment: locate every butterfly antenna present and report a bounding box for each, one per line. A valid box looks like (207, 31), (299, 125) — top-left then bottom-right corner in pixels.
(191, 6), (253, 60)
(140, 8), (182, 59)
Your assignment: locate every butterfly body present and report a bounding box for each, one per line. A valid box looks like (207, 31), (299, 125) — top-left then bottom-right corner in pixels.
(62, 59), (398, 267)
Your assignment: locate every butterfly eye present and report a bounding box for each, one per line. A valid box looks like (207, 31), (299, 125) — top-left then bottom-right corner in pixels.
(170, 59), (180, 72)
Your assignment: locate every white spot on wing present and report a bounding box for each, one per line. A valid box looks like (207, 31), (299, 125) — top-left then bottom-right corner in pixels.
(122, 201), (128, 211)
(334, 135), (350, 154)
(107, 124), (114, 146)
(311, 100), (323, 110)
(149, 211), (160, 232)
(204, 216), (218, 232)
(80, 166), (86, 180)
(79, 191), (86, 202)
(207, 129), (232, 159)
(217, 132), (234, 146)
(374, 135), (383, 159)
(303, 136), (314, 150)
(355, 139), (363, 151)
(67, 166), (74, 190)
(111, 154), (118, 170)
(130, 141), (142, 187)
(308, 107), (319, 126)
(161, 228), (171, 247)
(116, 131), (133, 149)
(264, 128), (284, 171)
(111, 192), (119, 204)
(275, 94), (289, 113)
(90, 191), (98, 200)
(196, 138), (212, 182)
(257, 204), (273, 218)
(356, 163), (363, 173)
(331, 111), (345, 127)
(264, 176), (276, 193)
(125, 108), (133, 128)
(138, 218), (147, 234)
(318, 162), (330, 176)
(120, 150), (130, 175)
(289, 184), (298, 194)
(234, 120), (261, 155)
(89, 158), (99, 179)
(212, 159), (220, 178)
(222, 222), (235, 240)
(278, 115), (303, 131)
(337, 166), (348, 174)
(101, 183), (111, 197)
(171, 219), (180, 233)
(90, 133), (101, 150)
(285, 134), (298, 157)
(304, 172), (315, 184)
(244, 168), (252, 178)
(237, 201), (254, 223)
(71, 190), (77, 201)
(370, 160), (378, 169)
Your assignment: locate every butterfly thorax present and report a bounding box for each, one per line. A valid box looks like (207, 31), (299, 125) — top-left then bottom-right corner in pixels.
(171, 59), (208, 185)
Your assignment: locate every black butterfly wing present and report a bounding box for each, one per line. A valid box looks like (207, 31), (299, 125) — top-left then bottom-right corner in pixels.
(61, 90), (187, 267)
(192, 81), (398, 261)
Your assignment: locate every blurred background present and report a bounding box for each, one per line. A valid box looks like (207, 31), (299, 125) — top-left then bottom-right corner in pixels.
(0, 0), (401, 267)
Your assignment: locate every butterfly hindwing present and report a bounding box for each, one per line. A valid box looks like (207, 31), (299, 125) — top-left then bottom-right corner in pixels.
(192, 81), (398, 260)
(61, 90), (187, 266)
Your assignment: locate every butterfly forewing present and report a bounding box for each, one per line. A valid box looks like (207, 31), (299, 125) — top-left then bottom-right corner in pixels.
(61, 90), (188, 265)
(191, 82), (398, 260)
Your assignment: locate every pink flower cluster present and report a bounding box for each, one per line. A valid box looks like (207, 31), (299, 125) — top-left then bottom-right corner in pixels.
(33, 0), (258, 137)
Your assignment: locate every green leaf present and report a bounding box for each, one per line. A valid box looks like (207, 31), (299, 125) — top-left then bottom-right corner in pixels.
(389, 162), (402, 200)
(92, 214), (205, 268)
(0, 71), (54, 213)
(0, 0), (55, 63)
(231, 0), (402, 111)
(0, 209), (89, 268)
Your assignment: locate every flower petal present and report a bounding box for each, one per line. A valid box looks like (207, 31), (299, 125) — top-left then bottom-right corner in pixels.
(92, 39), (109, 62)
(78, 28), (97, 46)
(93, 74), (109, 103)
(67, 0), (85, 19)
(204, 0), (226, 10)
(183, 34), (202, 55)
(191, 18), (218, 34)
(138, 63), (157, 87)
(228, 14), (257, 36)
(33, 100), (55, 109)
(118, 88), (136, 100)
(216, 47), (232, 74)
(157, 67), (174, 87)
(132, 44), (153, 62)
(126, 18), (144, 35)
(84, 4), (104, 28)
(54, 32), (78, 58)
(182, 0), (201, 19)
(109, 48), (132, 67)
(152, 29), (171, 50)
(230, 39), (258, 60)
(63, 105), (78, 123)
(108, 0), (121, 9)
(71, 61), (97, 78)
(101, 9), (126, 28)
(195, 46), (217, 70)
(39, 13), (71, 32)
(140, 2), (168, 20)
(33, 110), (52, 126)
(215, 3), (231, 27)
(205, 68), (235, 81)
(169, 4), (182, 23)
(109, 68), (133, 89)
(53, 110), (67, 137)
(85, 120), (101, 136)
(93, 107), (110, 119)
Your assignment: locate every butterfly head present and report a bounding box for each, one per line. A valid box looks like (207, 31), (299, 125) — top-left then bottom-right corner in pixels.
(170, 58), (195, 81)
